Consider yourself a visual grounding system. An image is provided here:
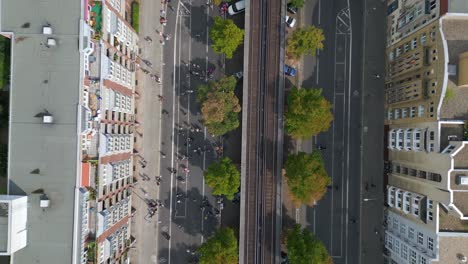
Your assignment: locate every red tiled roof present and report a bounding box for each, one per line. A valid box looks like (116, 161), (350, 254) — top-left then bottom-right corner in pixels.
(103, 79), (133, 97)
(84, 76), (90, 86)
(100, 152), (132, 164)
(97, 215), (130, 243)
(81, 162), (91, 187)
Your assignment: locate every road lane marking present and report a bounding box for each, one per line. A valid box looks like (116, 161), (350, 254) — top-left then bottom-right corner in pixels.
(345, 3), (352, 264)
(318, 0), (321, 24)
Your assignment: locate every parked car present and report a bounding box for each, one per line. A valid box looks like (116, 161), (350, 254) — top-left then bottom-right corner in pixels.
(285, 15), (296, 28)
(284, 65), (296, 76)
(228, 0), (245, 15)
(287, 3), (298, 14)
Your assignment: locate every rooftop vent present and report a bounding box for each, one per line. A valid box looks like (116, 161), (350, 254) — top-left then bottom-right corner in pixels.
(40, 194), (50, 208)
(448, 64), (457, 76)
(43, 114), (54, 124)
(42, 26), (52, 35)
(46, 38), (56, 47)
(457, 253), (467, 263)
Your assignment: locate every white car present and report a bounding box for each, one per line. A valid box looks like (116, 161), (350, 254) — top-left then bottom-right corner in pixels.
(228, 0), (245, 15)
(285, 15), (296, 28)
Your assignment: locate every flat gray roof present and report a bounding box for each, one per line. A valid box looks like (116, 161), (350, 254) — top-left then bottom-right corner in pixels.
(1, 0), (81, 263)
(449, 0), (468, 13)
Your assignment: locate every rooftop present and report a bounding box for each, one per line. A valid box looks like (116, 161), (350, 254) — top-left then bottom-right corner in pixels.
(439, 15), (468, 120)
(440, 123), (464, 151)
(1, 0), (82, 262)
(432, 235), (468, 264)
(439, 205), (468, 232)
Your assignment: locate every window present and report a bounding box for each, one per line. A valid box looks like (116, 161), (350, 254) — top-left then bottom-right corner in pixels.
(393, 218), (399, 230)
(418, 105), (425, 117)
(428, 200), (433, 209)
(395, 109), (400, 119)
(417, 232), (424, 245)
(394, 239), (400, 254)
(402, 108), (408, 118)
(429, 143), (434, 152)
(389, 51), (395, 61)
(401, 244), (408, 260)
(400, 223), (407, 235)
(430, 131), (434, 140)
(428, 237), (434, 250)
(416, 5), (423, 16)
(397, 47), (402, 57)
(387, 235), (394, 249)
(420, 256), (427, 264)
(404, 43), (410, 52)
(421, 33), (427, 45)
(409, 228), (415, 239)
(411, 38), (417, 49)
(410, 106), (416, 117)
(410, 250), (417, 264)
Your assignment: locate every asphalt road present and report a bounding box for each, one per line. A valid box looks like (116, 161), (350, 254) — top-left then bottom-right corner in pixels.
(155, 1), (243, 263)
(296, 0), (386, 263)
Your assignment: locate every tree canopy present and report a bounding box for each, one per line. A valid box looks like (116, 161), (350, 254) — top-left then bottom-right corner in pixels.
(210, 17), (244, 59)
(197, 76), (241, 136)
(287, 26), (325, 60)
(287, 224), (332, 264)
(285, 87), (333, 139)
(197, 227), (239, 264)
(289, 0), (305, 8)
(284, 151), (330, 206)
(204, 157), (240, 200)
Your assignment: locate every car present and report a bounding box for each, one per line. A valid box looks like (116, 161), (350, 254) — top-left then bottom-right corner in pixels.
(284, 65), (296, 76)
(285, 15), (296, 28)
(234, 71), (243, 79)
(228, 0), (245, 15)
(287, 3), (298, 14)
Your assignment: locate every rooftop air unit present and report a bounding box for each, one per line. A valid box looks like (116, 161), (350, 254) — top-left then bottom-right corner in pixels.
(47, 38), (56, 47)
(42, 26), (52, 35)
(43, 114), (54, 124)
(40, 194), (50, 208)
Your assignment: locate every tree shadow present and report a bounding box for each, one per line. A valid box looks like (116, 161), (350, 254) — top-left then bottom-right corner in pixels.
(159, 187), (220, 238)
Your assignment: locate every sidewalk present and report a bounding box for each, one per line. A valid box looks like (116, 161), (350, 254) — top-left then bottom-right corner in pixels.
(128, 0), (165, 262)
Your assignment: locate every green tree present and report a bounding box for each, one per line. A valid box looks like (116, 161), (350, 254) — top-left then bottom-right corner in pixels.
(197, 76), (241, 136)
(284, 151), (330, 206)
(287, 26), (325, 60)
(197, 227), (238, 264)
(204, 157), (240, 200)
(210, 17), (244, 59)
(285, 87), (333, 139)
(287, 224), (332, 264)
(289, 0), (305, 8)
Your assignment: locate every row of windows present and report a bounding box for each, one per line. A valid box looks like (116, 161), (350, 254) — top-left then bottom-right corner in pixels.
(386, 234), (429, 264)
(392, 163), (442, 183)
(389, 129), (423, 151)
(389, 30), (434, 62)
(387, 104), (435, 121)
(386, 213), (437, 256)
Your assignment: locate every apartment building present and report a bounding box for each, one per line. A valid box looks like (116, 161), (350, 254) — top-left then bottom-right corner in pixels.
(80, 0), (138, 263)
(383, 1), (468, 263)
(386, 0), (441, 47)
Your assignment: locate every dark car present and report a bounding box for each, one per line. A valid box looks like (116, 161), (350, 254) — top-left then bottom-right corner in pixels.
(284, 65), (297, 76)
(287, 3), (298, 14)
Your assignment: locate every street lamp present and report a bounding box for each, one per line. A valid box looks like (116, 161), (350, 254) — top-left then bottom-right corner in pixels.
(363, 197), (379, 202)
